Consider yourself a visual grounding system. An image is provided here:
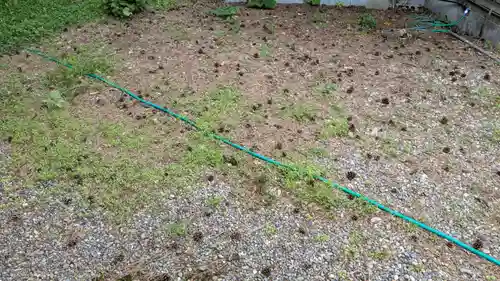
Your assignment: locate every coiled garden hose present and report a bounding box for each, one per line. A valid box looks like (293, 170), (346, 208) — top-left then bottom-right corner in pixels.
(409, 8), (469, 33)
(26, 49), (500, 267)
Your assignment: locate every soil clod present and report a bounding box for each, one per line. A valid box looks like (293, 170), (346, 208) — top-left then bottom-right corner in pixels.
(192, 231), (203, 242)
(230, 231), (241, 241)
(223, 155), (238, 166)
(275, 142), (283, 150)
(261, 267), (272, 277)
(472, 238), (483, 250)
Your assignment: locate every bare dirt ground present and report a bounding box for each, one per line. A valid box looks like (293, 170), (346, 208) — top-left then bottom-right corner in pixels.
(1, 3), (500, 281)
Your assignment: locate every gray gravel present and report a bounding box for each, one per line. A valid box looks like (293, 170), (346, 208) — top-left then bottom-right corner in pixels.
(1, 179), (499, 280)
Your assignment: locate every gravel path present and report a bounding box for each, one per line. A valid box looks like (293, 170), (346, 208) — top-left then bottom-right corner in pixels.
(1, 179), (499, 280)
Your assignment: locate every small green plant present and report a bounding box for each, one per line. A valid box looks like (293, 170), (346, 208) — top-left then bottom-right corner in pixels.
(343, 230), (364, 259)
(264, 223), (278, 235)
(247, 0), (277, 9)
(195, 86), (242, 131)
(484, 40), (493, 50)
(259, 43), (271, 57)
(45, 45), (114, 100)
(209, 6), (239, 19)
(337, 271), (350, 281)
(213, 30), (226, 37)
(320, 118), (349, 139)
(358, 13), (376, 30)
(368, 250), (390, 260)
(284, 104), (317, 123)
(311, 11), (327, 28)
(228, 18), (241, 34)
(335, 1), (345, 7)
(43, 90), (66, 110)
(486, 276), (497, 281)
(206, 196), (223, 208)
(308, 147), (328, 157)
(410, 264), (425, 273)
(152, 0), (180, 10)
(104, 0), (148, 18)
(492, 128), (500, 143)
(318, 83), (337, 95)
(167, 221), (187, 237)
(314, 233), (330, 242)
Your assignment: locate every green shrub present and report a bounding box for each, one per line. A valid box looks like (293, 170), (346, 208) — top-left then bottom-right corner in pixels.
(247, 0), (277, 9)
(307, 0), (321, 5)
(104, 0), (148, 18)
(358, 13), (376, 30)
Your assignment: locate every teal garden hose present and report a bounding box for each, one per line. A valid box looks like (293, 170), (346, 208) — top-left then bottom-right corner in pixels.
(27, 49), (500, 267)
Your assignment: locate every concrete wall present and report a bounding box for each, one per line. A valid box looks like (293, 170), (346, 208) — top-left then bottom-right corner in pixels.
(425, 0), (500, 44)
(226, 0), (425, 9)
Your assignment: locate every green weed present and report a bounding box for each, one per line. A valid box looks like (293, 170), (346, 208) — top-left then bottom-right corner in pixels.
(104, 0), (148, 18)
(43, 90), (67, 110)
(312, 11), (328, 28)
(206, 196), (223, 208)
(493, 128), (500, 143)
(368, 250), (391, 260)
(247, 0), (277, 9)
(283, 104), (318, 123)
(195, 86), (242, 131)
(358, 13), (376, 30)
(259, 43), (272, 57)
(317, 83), (338, 95)
(45, 45), (115, 100)
(307, 0), (321, 5)
(153, 0), (181, 11)
(263, 20), (276, 34)
(167, 221), (188, 237)
(410, 264), (425, 273)
(279, 160), (350, 211)
(0, 0), (104, 53)
(314, 233), (330, 242)
(320, 118), (349, 139)
(343, 230), (364, 259)
(214, 30), (226, 37)
(308, 147), (328, 157)
(337, 271), (351, 281)
(264, 223), (278, 235)
(335, 1), (345, 7)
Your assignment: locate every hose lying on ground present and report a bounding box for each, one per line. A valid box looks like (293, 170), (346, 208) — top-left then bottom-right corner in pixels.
(26, 49), (500, 267)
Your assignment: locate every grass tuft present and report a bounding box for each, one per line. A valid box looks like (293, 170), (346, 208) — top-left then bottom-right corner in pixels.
(320, 118), (349, 139)
(283, 103), (318, 123)
(167, 221), (188, 237)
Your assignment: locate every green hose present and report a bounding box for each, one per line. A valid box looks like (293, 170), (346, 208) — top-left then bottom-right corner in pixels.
(27, 49), (500, 267)
(409, 8), (470, 33)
